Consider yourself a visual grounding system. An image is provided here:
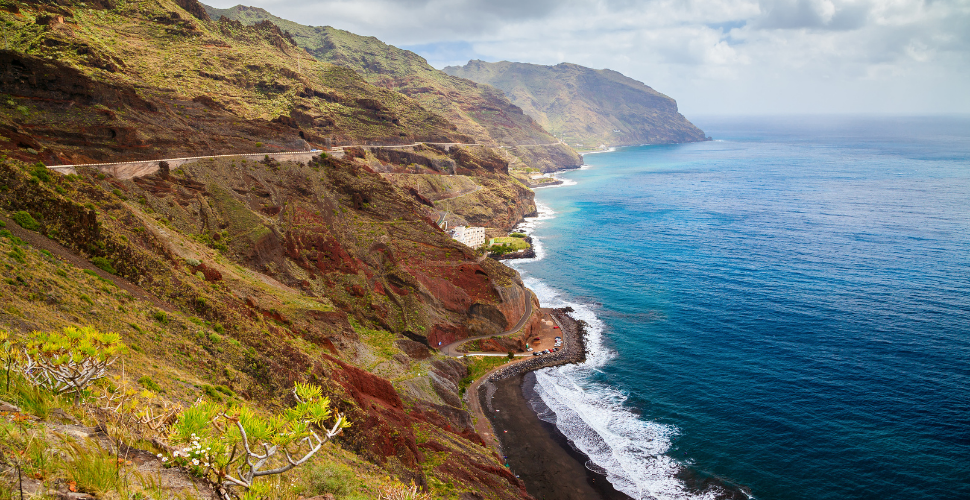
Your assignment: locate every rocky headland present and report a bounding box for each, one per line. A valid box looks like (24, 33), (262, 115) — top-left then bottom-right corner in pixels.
(445, 60), (709, 149)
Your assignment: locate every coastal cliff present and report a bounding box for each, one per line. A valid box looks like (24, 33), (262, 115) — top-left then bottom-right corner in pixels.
(445, 60), (709, 148)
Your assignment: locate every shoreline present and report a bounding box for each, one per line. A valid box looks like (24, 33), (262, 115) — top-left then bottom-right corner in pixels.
(472, 308), (633, 500)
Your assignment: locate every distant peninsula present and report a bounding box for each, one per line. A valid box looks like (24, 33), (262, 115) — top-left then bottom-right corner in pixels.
(445, 60), (709, 149)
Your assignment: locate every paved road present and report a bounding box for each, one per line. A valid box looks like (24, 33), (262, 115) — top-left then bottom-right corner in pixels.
(439, 290), (534, 357)
(462, 311), (567, 455)
(45, 141), (568, 169)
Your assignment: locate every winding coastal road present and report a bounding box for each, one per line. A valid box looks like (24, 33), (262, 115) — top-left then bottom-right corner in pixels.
(439, 290), (535, 357)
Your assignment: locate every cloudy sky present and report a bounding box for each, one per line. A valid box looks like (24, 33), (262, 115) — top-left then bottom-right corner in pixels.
(204, 0), (970, 116)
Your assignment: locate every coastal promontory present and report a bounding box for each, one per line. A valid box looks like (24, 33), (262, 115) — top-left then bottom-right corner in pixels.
(445, 60), (709, 148)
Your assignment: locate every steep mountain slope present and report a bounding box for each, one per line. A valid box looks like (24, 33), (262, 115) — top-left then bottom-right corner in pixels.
(445, 60), (709, 148)
(0, 1), (545, 497)
(202, 4), (582, 169)
(0, 149), (538, 498)
(0, 0), (465, 167)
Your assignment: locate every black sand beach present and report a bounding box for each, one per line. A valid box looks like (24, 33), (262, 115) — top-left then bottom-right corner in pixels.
(481, 372), (633, 500)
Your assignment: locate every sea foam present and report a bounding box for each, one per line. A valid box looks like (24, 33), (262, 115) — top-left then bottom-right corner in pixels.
(509, 205), (721, 500)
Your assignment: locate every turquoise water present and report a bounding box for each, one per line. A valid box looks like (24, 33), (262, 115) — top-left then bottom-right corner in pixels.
(510, 116), (970, 499)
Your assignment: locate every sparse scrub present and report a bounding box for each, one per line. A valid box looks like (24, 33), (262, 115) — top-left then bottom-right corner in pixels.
(297, 462), (355, 497)
(378, 482), (433, 500)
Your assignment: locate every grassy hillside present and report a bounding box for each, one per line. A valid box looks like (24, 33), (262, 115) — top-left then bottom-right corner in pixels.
(0, 147), (538, 498)
(0, 2), (555, 498)
(203, 4), (582, 169)
(445, 60), (709, 148)
(0, 0), (466, 167)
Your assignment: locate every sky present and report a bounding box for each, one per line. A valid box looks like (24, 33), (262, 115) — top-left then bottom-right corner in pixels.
(202, 0), (970, 116)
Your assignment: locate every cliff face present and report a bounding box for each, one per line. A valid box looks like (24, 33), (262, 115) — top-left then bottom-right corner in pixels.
(203, 4), (583, 169)
(445, 60), (709, 148)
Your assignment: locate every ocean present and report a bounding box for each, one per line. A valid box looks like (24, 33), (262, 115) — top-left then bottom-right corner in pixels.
(508, 116), (970, 500)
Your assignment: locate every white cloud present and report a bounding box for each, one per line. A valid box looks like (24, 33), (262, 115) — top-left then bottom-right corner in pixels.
(203, 0), (970, 114)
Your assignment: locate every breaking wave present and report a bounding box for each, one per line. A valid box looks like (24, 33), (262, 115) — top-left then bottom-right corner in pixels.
(508, 204), (723, 500)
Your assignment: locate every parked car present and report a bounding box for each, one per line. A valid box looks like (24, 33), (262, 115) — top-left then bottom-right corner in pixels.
(527, 347), (533, 352)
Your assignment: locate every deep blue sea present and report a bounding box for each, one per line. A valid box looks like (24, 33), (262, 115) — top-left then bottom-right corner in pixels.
(510, 116), (970, 500)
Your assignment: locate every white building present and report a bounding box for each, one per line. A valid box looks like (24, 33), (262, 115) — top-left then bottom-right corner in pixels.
(449, 226), (486, 248)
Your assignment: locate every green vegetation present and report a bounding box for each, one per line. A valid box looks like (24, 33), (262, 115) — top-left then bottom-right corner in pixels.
(487, 236), (530, 255)
(12, 210), (39, 231)
(167, 382), (350, 494)
(20, 326), (126, 399)
(458, 356), (510, 395)
(90, 256), (117, 274)
(138, 375), (162, 392)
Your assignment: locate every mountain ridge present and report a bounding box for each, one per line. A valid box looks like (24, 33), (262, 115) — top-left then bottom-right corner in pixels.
(445, 59), (709, 148)
(201, 4), (583, 172)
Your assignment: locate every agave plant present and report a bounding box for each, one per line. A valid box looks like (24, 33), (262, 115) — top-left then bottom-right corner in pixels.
(20, 326), (125, 400)
(167, 382), (350, 498)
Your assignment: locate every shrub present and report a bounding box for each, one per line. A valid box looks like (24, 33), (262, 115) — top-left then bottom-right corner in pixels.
(167, 382), (350, 494)
(7, 246), (25, 264)
(31, 164), (51, 183)
(138, 376), (162, 392)
(255, 142), (263, 147)
(20, 326), (126, 400)
(12, 211), (39, 231)
(379, 482), (433, 500)
(90, 257), (117, 274)
(152, 311), (167, 323)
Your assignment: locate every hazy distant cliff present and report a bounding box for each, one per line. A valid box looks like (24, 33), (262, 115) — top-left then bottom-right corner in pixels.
(444, 60), (708, 148)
